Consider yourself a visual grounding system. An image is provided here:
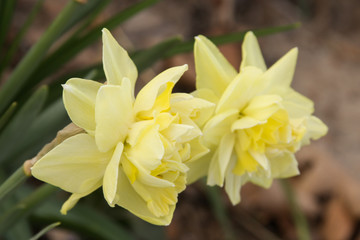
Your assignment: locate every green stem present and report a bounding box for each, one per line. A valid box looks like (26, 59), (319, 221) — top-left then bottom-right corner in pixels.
(280, 179), (311, 240)
(0, 166), (28, 202)
(204, 184), (235, 240)
(0, 184), (58, 234)
(0, 0), (83, 115)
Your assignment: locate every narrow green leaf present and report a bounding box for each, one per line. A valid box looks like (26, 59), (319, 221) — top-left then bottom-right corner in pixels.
(0, 0), (101, 114)
(27, 0), (161, 87)
(0, 166), (28, 203)
(0, 86), (48, 164)
(33, 201), (135, 240)
(8, 99), (69, 166)
(0, 184), (58, 235)
(164, 22), (301, 57)
(0, 0), (44, 75)
(0, 0), (17, 55)
(0, 102), (17, 132)
(30, 222), (61, 240)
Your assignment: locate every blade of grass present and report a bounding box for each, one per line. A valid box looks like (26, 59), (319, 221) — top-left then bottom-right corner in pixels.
(30, 222), (61, 240)
(0, 86), (48, 164)
(0, 166), (28, 203)
(0, 102), (17, 132)
(27, 0), (161, 88)
(0, 0), (17, 56)
(33, 200), (135, 240)
(164, 22), (301, 57)
(0, 0), (44, 75)
(0, 184), (58, 235)
(0, 0), (103, 115)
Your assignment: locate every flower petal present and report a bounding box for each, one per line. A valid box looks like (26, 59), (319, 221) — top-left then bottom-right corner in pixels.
(95, 79), (133, 152)
(207, 133), (235, 187)
(216, 66), (263, 114)
(186, 153), (211, 184)
(134, 65), (188, 118)
(170, 93), (215, 127)
(225, 154), (245, 205)
(302, 116), (328, 145)
(114, 170), (174, 225)
(231, 116), (264, 131)
(194, 35), (237, 97)
(282, 89), (314, 118)
(242, 94), (282, 121)
(102, 28), (138, 90)
(261, 48), (298, 93)
(31, 134), (111, 193)
(103, 142), (124, 206)
(62, 78), (102, 134)
(61, 183), (101, 214)
(240, 31), (266, 72)
(267, 150), (299, 178)
(203, 109), (238, 146)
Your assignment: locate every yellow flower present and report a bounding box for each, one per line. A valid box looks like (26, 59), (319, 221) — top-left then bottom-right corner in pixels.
(190, 32), (327, 204)
(31, 28), (214, 225)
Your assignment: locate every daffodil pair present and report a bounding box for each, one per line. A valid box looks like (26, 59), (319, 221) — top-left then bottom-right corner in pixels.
(31, 29), (213, 225)
(31, 28), (327, 226)
(189, 33), (327, 204)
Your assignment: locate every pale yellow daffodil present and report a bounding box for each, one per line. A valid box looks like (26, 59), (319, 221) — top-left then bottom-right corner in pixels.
(190, 32), (327, 205)
(31, 28), (214, 225)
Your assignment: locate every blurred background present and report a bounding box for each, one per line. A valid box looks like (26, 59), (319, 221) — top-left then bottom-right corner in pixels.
(3, 0), (360, 239)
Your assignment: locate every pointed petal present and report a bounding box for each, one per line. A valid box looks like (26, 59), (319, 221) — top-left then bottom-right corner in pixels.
(95, 79), (133, 152)
(216, 66), (263, 114)
(114, 170), (174, 225)
(102, 28), (138, 90)
(31, 134), (111, 193)
(103, 142), (124, 206)
(63, 78), (102, 134)
(224, 154), (245, 205)
(282, 89), (314, 118)
(262, 48), (298, 93)
(207, 133), (235, 187)
(194, 35), (237, 97)
(240, 31), (266, 72)
(61, 183), (101, 214)
(134, 65), (187, 118)
(302, 116), (328, 145)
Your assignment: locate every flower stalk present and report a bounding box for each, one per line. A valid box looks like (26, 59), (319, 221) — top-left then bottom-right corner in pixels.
(0, 166), (28, 203)
(281, 179), (311, 240)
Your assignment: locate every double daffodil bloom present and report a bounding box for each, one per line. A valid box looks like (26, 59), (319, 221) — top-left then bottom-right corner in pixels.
(190, 32), (327, 204)
(31, 29), (213, 225)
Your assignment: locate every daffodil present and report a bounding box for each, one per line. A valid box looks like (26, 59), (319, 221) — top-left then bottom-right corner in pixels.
(31, 28), (214, 225)
(190, 32), (327, 204)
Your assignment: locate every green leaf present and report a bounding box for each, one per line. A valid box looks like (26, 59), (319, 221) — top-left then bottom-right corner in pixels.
(0, 0), (17, 56)
(27, 0), (161, 91)
(164, 22), (301, 57)
(0, 0), (104, 115)
(30, 222), (61, 240)
(8, 98), (69, 167)
(0, 184), (58, 235)
(33, 200), (135, 240)
(0, 102), (17, 132)
(0, 0), (44, 75)
(0, 86), (48, 164)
